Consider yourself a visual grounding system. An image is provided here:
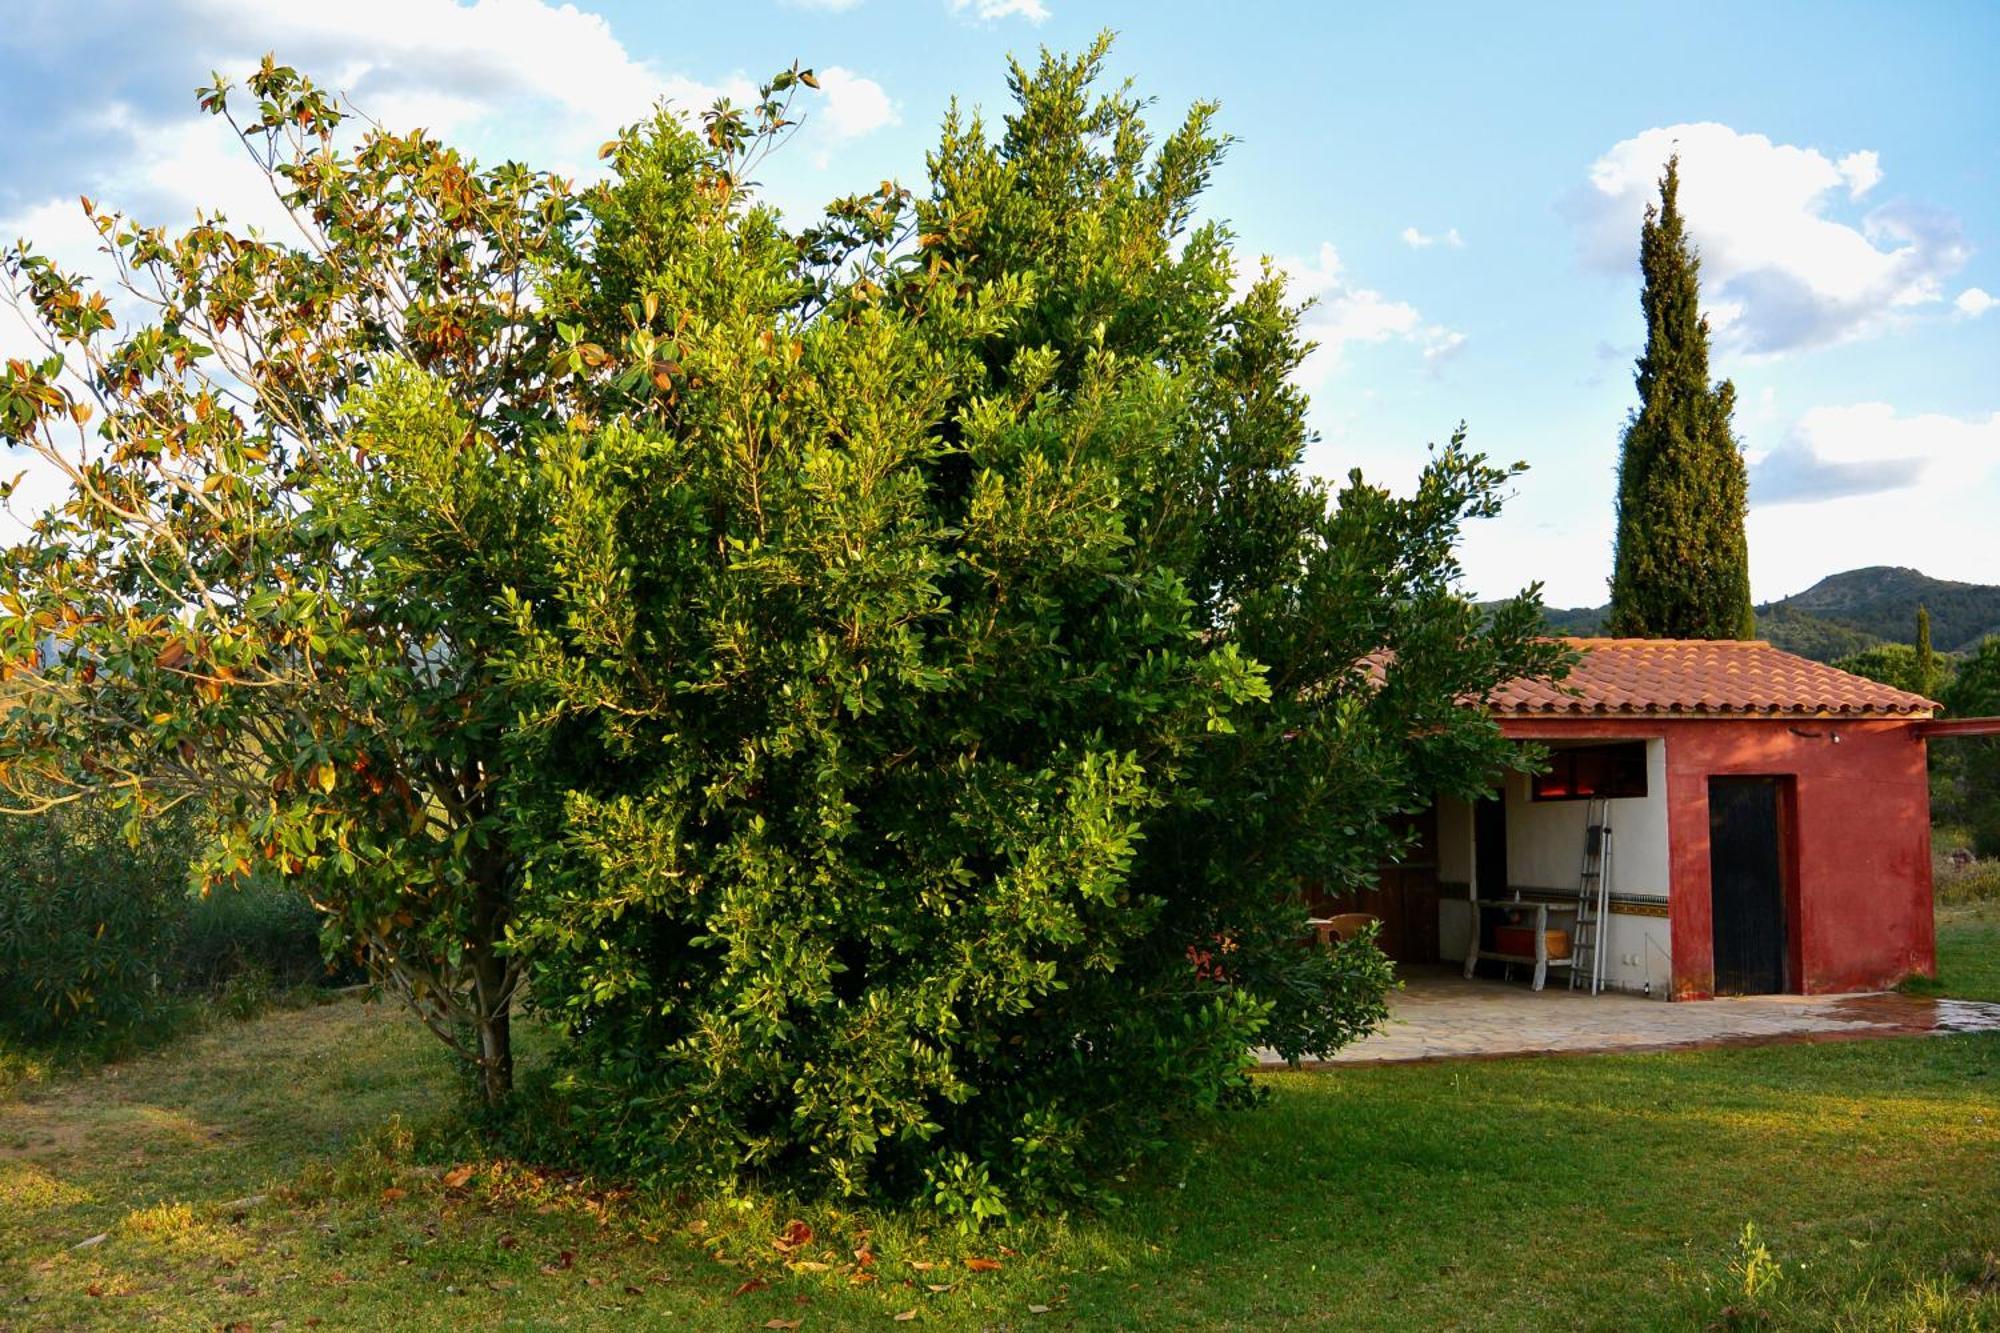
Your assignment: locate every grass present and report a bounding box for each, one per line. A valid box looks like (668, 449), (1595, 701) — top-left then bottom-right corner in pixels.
(1931, 900), (2000, 1003)
(3, 921), (1998, 1330)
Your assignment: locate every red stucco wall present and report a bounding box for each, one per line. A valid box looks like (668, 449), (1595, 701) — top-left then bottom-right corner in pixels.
(1499, 717), (1935, 999)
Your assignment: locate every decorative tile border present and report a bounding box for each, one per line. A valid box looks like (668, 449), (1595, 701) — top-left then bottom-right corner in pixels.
(1478, 888), (1670, 919)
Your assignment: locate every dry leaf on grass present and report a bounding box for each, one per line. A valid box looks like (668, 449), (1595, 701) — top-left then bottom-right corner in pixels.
(441, 1165), (476, 1190)
(734, 1277), (771, 1298)
(773, 1219), (814, 1255)
(963, 1257), (1003, 1272)
(894, 1312), (918, 1323)
(763, 1320), (802, 1330)
(1028, 1305), (1052, 1314)
(378, 1187), (406, 1204)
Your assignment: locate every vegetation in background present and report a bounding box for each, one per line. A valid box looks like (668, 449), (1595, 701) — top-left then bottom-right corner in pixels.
(1834, 609), (1955, 699)
(1940, 639), (2000, 857)
(0, 797), (331, 1047)
(1606, 156), (1755, 641)
(0, 801), (201, 1042)
(1932, 830), (2000, 911)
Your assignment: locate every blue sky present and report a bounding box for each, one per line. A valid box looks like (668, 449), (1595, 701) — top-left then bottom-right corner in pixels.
(4, 0), (1995, 607)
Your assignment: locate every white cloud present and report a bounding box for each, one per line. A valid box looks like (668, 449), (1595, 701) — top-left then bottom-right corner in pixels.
(1400, 225), (1463, 249)
(1836, 149), (1882, 199)
(179, 0), (780, 178)
(1957, 287), (1996, 318)
(1269, 242), (1466, 380)
(1571, 122), (1968, 355)
(1746, 405), (2000, 596)
(813, 66), (898, 142)
(1, 0), (902, 283)
(949, 0), (1050, 22)
(1749, 402), (2000, 506)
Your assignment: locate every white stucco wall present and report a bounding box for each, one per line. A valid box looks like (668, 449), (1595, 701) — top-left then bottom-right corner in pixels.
(1501, 739), (1669, 900)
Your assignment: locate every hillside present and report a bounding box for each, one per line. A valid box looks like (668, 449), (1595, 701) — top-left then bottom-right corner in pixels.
(1760, 567), (2000, 653)
(1515, 567), (2000, 663)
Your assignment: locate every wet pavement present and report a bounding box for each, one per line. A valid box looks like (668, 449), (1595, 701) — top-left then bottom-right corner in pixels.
(1257, 966), (2000, 1067)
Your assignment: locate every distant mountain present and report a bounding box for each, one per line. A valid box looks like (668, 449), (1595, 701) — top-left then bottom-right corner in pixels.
(1510, 566), (2000, 664)
(1759, 567), (2000, 654)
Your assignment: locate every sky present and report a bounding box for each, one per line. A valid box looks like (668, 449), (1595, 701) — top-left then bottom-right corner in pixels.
(2, 0), (1996, 608)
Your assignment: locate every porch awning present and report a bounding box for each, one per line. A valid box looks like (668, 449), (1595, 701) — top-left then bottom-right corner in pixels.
(1915, 717), (2000, 739)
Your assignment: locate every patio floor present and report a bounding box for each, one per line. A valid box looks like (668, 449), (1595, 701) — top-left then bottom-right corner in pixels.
(1258, 965), (2000, 1067)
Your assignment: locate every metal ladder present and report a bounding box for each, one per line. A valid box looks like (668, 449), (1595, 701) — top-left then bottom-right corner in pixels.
(1569, 798), (1613, 994)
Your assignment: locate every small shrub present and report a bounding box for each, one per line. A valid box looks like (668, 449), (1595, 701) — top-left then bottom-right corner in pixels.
(1934, 832), (2000, 906)
(0, 801), (198, 1041)
(0, 799), (342, 1045)
(216, 965), (277, 1022)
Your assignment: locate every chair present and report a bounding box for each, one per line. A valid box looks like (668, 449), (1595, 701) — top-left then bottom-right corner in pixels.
(1307, 912), (1380, 947)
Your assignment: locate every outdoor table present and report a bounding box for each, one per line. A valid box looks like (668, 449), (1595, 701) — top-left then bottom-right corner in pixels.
(1463, 898), (1580, 991)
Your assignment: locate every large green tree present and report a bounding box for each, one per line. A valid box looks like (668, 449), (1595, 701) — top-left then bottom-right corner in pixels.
(1606, 157), (1755, 640)
(502, 38), (1564, 1211)
(0, 57), (818, 1102)
(1, 40), (1563, 1207)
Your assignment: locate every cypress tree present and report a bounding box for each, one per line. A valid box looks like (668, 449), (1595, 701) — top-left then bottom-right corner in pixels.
(1606, 156), (1755, 640)
(1916, 605), (1940, 698)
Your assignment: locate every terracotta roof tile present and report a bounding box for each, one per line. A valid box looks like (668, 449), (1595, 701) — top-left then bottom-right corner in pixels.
(1491, 638), (1938, 718)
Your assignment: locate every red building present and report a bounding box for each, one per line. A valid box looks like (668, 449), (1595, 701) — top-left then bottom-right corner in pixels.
(1329, 639), (1966, 1000)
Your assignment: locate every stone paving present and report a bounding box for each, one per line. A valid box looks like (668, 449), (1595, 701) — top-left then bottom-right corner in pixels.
(1258, 965), (2000, 1067)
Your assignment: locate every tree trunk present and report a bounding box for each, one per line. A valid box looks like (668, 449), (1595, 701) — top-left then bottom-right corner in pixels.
(475, 996), (513, 1105)
(468, 871), (515, 1105)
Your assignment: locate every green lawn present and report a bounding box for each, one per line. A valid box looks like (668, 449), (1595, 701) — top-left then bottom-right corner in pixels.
(4, 911), (1998, 1331)
(1933, 901), (2000, 1003)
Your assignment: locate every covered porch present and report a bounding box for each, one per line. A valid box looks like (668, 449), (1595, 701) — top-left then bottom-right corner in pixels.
(1311, 736), (1674, 998)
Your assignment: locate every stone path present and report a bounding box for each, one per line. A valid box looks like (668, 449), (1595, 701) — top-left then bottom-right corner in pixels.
(1257, 966), (2000, 1067)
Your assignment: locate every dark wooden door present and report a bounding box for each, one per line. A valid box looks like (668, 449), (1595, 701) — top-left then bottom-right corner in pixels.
(1708, 777), (1788, 995)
